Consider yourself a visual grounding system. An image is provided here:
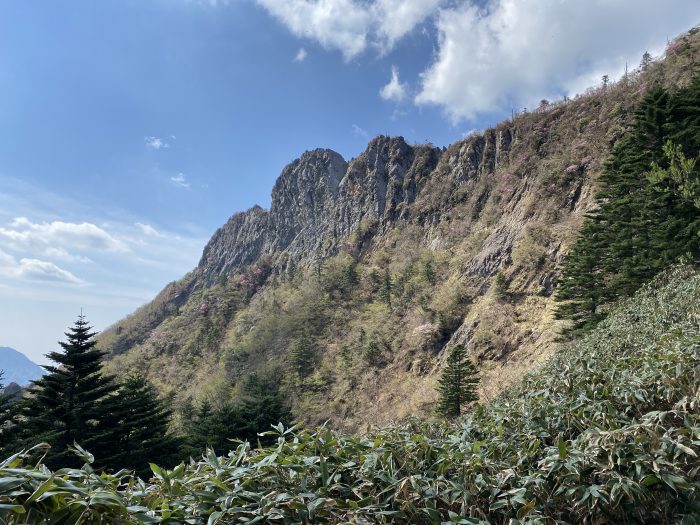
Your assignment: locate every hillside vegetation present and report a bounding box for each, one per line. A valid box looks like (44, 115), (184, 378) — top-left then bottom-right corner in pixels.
(2, 266), (699, 524)
(100, 29), (700, 430)
(2, 26), (700, 525)
(557, 64), (700, 337)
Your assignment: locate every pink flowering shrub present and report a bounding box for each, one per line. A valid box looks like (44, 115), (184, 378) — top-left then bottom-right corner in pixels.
(666, 38), (684, 56)
(500, 172), (516, 195)
(233, 263), (270, 291)
(565, 164), (579, 174)
(236, 274), (254, 288)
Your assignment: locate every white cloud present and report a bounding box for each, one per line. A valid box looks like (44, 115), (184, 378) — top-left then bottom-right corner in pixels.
(352, 123), (369, 138)
(0, 217), (129, 254)
(257, 0), (698, 121)
(0, 249), (15, 267)
(44, 247), (92, 264)
(380, 65), (407, 102)
(0, 250), (85, 285)
(255, 0), (441, 59)
(135, 222), (164, 237)
(372, 0), (442, 50)
(145, 136), (170, 150)
(0, 178), (209, 364)
(294, 47), (308, 62)
(16, 259), (86, 285)
(170, 173), (190, 189)
(256, 0), (370, 60)
(415, 0), (700, 122)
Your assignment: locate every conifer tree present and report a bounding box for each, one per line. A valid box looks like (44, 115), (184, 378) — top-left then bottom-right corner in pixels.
(0, 371), (6, 412)
(436, 344), (479, 418)
(363, 339), (381, 366)
(17, 315), (117, 468)
(423, 258), (436, 285)
(183, 374), (292, 457)
(0, 372), (9, 450)
(93, 374), (181, 476)
(183, 399), (223, 457)
(555, 79), (700, 337)
(288, 332), (315, 382)
(0, 372), (24, 456)
(235, 373), (292, 444)
(380, 268), (392, 306)
(342, 260), (358, 292)
(555, 218), (610, 337)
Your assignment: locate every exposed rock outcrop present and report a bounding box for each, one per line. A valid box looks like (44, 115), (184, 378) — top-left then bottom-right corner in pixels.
(197, 137), (441, 285)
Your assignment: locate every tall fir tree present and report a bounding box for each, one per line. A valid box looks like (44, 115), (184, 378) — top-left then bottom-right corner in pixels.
(288, 331), (315, 383)
(556, 79), (700, 337)
(0, 371), (9, 451)
(379, 268), (392, 306)
(555, 218), (611, 337)
(15, 315), (117, 468)
(183, 399), (226, 457)
(0, 372), (25, 456)
(436, 344), (479, 419)
(92, 374), (181, 477)
(235, 373), (292, 444)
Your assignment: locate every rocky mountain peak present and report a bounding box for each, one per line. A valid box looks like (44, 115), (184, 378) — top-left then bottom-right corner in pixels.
(341, 135), (437, 222)
(269, 148), (347, 250)
(198, 205), (269, 282)
(196, 137), (440, 284)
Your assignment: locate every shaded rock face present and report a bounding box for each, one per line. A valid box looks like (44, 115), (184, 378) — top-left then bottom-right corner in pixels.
(197, 137), (442, 284)
(338, 137), (440, 225)
(198, 205), (268, 285)
(269, 149), (346, 250)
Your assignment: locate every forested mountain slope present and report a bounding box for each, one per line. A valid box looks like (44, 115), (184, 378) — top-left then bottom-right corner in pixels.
(5, 265), (699, 524)
(99, 29), (700, 430)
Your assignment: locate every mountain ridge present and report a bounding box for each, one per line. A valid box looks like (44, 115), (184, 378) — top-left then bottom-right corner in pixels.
(0, 347), (44, 387)
(196, 137), (440, 287)
(100, 29), (700, 430)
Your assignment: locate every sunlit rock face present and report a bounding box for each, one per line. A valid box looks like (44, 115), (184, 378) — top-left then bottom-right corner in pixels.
(197, 136), (442, 285)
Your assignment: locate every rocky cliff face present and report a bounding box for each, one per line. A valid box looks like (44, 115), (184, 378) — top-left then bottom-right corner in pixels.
(101, 31), (700, 430)
(197, 137), (440, 286)
(103, 107), (627, 428)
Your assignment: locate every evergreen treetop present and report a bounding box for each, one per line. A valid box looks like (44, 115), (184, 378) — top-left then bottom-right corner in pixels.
(93, 374), (180, 477)
(436, 344), (479, 419)
(288, 331), (315, 380)
(17, 314), (117, 468)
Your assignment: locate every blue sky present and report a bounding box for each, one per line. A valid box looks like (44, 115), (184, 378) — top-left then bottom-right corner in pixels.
(0, 0), (698, 365)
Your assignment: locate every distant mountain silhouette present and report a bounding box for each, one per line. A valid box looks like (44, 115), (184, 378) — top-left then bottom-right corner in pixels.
(0, 347), (44, 386)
